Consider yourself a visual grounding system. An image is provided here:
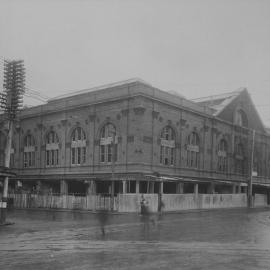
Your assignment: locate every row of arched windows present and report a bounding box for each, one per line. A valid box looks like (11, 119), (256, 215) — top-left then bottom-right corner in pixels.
(159, 126), (245, 173)
(1, 124), (246, 173)
(21, 125), (118, 168)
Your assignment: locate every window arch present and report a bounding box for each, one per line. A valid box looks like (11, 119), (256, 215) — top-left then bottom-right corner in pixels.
(24, 134), (36, 168)
(71, 127), (86, 165)
(235, 109), (248, 127)
(235, 143), (245, 174)
(160, 126), (175, 166)
(100, 123), (118, 163)
(217, 139), (228, 172)
(46, 131), (59, 166)
(186, 132), (200, 168)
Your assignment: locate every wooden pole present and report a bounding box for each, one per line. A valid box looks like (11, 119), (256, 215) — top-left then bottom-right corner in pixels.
(0, 120), (13, 224)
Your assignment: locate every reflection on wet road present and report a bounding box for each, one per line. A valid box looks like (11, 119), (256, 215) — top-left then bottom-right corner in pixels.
(1, 208), (270, 269)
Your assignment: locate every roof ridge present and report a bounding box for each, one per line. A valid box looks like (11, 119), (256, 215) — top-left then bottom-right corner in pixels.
(192, 87), (246, 102)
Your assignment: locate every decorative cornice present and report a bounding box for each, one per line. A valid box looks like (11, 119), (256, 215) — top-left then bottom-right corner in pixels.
(121, 109), (129, 116)
(211, 127), (218, 134)
(204, 125), (210, 132)
(133, 106), (146, 116)
(37, 123), (43, 130)
(180, 119), (186, 126)
(89, 114), (96, 122)
(152, 110), (159, 119)
(61, 119), (67, 126)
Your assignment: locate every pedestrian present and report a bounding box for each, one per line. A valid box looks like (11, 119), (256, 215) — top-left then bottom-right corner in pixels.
(97, 209), (109, 236)
(140, 195), (154, 231)
(158, 193), (165, 213)
(140, 194), (147, 215)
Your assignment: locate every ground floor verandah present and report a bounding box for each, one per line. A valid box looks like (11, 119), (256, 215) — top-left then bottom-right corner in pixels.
(1, 173), (252, 196)
(1, 173), (270, 212)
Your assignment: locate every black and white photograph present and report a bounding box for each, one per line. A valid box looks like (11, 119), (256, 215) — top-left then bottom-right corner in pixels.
(1, 0), (270, 269)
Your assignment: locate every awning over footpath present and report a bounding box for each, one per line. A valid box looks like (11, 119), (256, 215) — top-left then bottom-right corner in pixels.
(145, 174), (248, 186)
(253, 183), (270, 187)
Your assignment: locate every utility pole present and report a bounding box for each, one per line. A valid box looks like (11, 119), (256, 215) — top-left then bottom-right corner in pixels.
(248, 129), (255, 208)
(0, 60), (25, 225)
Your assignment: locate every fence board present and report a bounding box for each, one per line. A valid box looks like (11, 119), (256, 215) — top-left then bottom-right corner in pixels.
(7, 192), (253, 212)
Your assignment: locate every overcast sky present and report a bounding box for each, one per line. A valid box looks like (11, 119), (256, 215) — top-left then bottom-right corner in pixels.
(1, 0), (270, 124)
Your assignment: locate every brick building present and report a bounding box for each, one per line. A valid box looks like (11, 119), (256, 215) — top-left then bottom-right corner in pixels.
(1, 79), (270, 197)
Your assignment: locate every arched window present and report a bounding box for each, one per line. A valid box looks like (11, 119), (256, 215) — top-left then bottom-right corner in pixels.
(235, 143), (245, 174)
(253, 146), (261, 176)
(235, 109), (248, 127)
(100, 123), (118, 163)
(10, 142), (15, 168)
(160, 126), (175, 165)
(186, 132), (200, 168)
(71, 127), (86, 165)
(46, 131), (59, 166)
(0, 131), (6, 166)
(24, 134), (36, 168)
(217, 139), (228, 172)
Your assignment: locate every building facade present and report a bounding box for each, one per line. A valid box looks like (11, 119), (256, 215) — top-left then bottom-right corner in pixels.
(1, 79), (270, 197)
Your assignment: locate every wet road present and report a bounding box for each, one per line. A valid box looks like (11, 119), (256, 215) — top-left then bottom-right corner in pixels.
(1, 208), (270, 269)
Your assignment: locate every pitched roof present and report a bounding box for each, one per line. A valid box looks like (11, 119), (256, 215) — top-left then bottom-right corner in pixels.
(48, 78), (152, 102)
(192, 88), (245, 116)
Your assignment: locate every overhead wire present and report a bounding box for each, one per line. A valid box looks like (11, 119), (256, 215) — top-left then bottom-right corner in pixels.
(25, 87), (50, 100)
(1, 56), (270, 109)
(24, 93), (47, 103)
(0, 57), (49, 97)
